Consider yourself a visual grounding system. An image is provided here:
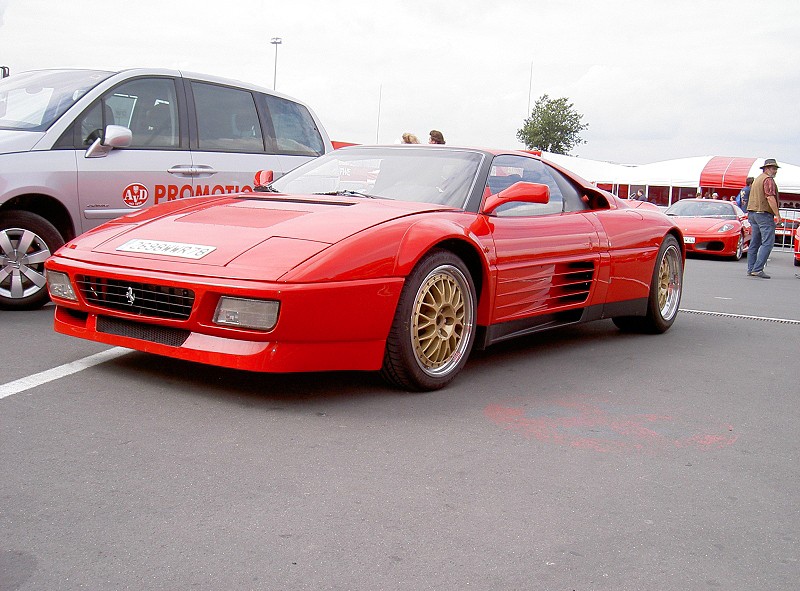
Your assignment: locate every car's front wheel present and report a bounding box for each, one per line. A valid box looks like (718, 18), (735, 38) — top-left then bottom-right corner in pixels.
(0, 211), (65, 310)
(381, 249), (477, 391)
(732, 233), (744, 260)
(613, 235), (683, 334)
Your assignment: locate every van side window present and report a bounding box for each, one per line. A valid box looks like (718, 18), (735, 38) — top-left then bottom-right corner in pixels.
(262, 94), (324, 156)
(71, 78), (178, 149)
(78, 102), (103, 146)
(107, 78), (180, 149)
(191, 82), (264, 153)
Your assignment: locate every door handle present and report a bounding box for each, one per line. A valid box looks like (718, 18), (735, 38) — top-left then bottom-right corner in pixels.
(167, 165), (217, 177)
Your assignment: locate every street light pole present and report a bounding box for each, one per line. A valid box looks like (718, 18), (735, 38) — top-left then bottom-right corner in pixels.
(270, 37), (282, 90)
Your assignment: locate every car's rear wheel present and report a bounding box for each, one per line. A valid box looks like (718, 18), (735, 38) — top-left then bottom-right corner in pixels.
(0, 211), (65, 310)
(613, 235), (683, 334)
(381, 249), (476, 391)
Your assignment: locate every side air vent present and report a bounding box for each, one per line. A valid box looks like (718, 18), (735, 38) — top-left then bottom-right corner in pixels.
(552, 261), (595, 305)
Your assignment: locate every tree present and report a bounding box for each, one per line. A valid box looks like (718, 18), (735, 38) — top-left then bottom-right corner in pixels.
(517, 94), (588, 155)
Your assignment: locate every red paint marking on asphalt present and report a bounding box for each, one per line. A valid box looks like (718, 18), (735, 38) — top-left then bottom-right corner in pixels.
(484, 401), (738, 452)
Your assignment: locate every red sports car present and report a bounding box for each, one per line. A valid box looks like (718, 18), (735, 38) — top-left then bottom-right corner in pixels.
(665, 198), (751, 260)
(46, 146), (684, 391)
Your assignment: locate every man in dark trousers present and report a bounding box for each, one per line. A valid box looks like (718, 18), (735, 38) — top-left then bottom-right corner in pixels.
(746, 159), (782, 279)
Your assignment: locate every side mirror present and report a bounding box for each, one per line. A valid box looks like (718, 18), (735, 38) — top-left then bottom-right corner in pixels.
(254, 170), (274, 187)
(253, 170), (275, 192)
(85, 124), (132, 158)
(483, 181), (550, 215)
(104, 124), (132, 148)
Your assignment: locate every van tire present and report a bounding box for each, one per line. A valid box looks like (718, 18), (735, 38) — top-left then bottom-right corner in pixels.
(0, 211), (65, 310)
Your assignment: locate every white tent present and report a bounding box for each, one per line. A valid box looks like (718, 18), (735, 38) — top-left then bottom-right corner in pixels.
(541, 152), (800, 200)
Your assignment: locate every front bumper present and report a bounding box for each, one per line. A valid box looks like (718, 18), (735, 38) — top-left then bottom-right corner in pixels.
(47, 256), (404, 373)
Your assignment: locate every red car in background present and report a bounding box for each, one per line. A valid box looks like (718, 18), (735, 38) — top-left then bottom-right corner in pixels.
(793, 224), (800, 266)
(45, 146), (684, 391)
(665, 198), (751, 260)
(777, 208), (800, 249)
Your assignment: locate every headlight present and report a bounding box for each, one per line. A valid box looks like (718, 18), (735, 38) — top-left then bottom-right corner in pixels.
(213, 297), (279, 331)
(718, 223), (735, 232)
(46, 270), (77, 301)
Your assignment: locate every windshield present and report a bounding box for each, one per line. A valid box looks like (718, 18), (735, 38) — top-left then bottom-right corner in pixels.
(666, 199), (738, 219)
(0, 69), (113, 131)
(271, 146), (485, 209)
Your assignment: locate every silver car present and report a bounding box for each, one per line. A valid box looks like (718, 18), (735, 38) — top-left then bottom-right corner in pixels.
(0, 68), (332, 309)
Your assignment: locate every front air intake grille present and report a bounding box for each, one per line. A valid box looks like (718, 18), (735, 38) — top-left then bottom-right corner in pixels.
(97, 316), (190, 347)
(77, 276), (194, 320)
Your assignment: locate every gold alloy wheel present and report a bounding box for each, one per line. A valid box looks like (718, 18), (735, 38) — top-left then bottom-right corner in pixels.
(411, 264), (474, 376)
(657, 243), (682, 321)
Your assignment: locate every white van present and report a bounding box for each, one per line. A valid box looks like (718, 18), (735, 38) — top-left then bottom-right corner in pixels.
(0, 68), (332, 309)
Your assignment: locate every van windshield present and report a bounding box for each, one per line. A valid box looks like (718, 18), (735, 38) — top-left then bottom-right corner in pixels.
(0, 69), (113, 132)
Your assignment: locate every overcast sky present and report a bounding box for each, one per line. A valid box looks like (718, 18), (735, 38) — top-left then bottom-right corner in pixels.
(1, 0), (798, 165)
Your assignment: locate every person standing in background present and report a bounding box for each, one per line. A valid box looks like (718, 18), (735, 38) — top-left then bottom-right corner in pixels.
(737, 176), (754, 210)
(746, 159), (782, 279)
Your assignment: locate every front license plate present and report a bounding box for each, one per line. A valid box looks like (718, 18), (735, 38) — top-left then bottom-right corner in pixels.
(684, 236), (696, 244)
(117, 239), (216, 259)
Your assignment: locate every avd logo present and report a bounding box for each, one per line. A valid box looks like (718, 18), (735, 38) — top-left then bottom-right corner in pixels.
(122, 183), (149, 208)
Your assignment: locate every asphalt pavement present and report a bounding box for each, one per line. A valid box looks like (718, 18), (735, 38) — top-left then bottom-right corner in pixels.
(1, 248), (798, 591)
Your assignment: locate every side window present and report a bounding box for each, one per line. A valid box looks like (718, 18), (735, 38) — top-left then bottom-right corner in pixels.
(78, 102), (103, 146)
(261, 94), (324, 156)
(109, 78), (179, 149)
(546, 166), (587, 212)
(486, 155), (586, 216)
(192, 82), (264, 152)
(71, 78), (179, 149)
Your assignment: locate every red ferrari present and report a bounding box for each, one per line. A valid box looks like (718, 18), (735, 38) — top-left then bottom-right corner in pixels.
(46, 146), (684, 391)
(794, 224), (800, 266)
(664, 198), (751, 260)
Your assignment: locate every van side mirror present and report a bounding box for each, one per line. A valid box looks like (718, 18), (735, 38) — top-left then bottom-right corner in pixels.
(482, 181), (550, 215)
(85, 124), (132, 158)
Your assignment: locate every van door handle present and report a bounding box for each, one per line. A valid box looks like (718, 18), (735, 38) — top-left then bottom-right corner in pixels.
(167, 165), (217, 177)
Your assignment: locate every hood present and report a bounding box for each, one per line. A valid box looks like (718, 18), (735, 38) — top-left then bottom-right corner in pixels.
(672, 216), (738, 233)
(0, 130), (45, 155)
(85, 193), (451, 277)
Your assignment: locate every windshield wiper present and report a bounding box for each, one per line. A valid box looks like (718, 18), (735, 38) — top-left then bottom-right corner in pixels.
(313, 190), (383, 199)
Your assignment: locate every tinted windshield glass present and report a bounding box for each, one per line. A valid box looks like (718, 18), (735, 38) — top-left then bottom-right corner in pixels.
(0, 69), (113, 131)
(271, 146), (484, 208)
(666, 200), (737, 219)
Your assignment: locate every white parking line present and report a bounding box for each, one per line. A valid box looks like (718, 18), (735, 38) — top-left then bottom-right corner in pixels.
(680, 308), (800, 325)
(0, 347), (130, 400)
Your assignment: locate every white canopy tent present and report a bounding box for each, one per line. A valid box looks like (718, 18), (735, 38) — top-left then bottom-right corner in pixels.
(542, 152), (800, 202)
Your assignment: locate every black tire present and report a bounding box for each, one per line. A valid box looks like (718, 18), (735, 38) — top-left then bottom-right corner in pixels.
(732, 233), (744, 261)
(613, 235), (683, 334)
(381, 249), (477, 391)
(0, 211), (65, 310)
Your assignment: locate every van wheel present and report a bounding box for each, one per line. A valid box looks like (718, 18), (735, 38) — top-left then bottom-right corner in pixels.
(0, 211), (65, 310)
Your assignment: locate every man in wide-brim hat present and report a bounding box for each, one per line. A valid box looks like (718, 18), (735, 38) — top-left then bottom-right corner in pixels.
(746, 158), (782, 279)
